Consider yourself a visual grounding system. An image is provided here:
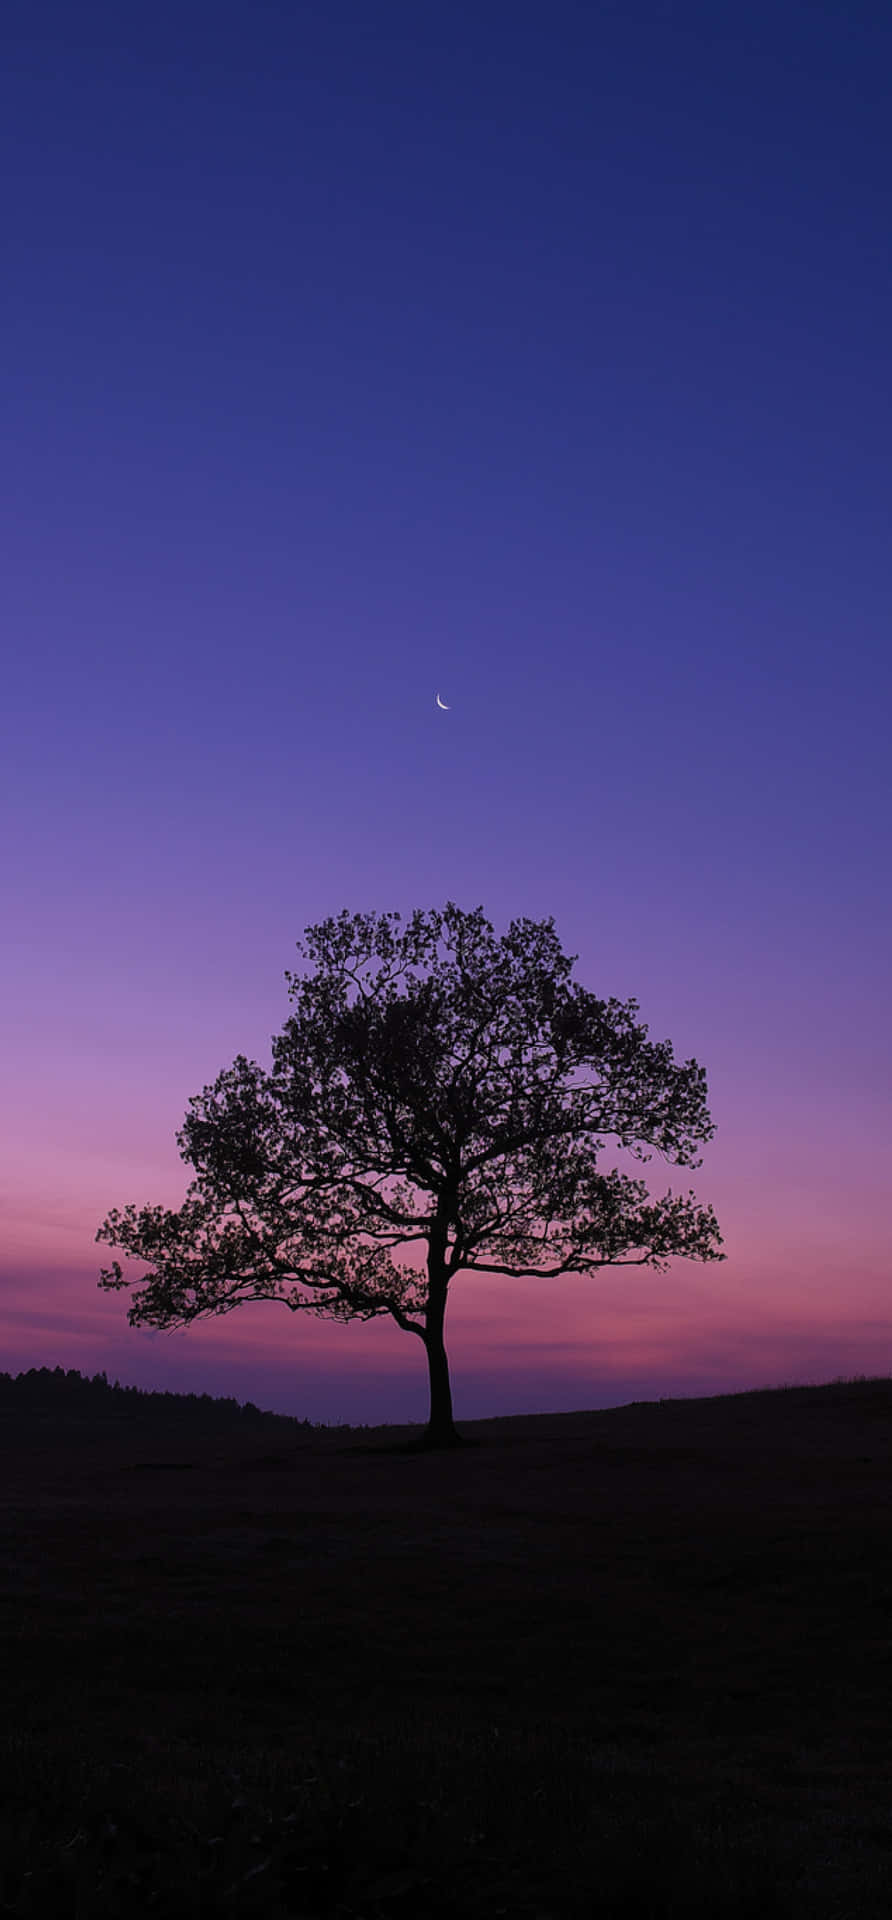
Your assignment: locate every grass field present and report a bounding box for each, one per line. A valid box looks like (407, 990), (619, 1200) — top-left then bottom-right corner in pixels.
(3, 1373), (892, 1916)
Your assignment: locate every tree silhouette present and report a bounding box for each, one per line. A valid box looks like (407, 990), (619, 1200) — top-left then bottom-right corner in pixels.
(97, 904), (726, 1448)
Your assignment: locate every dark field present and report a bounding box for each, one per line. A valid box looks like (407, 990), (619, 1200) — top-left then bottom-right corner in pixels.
(4, 1375), (892, 1917)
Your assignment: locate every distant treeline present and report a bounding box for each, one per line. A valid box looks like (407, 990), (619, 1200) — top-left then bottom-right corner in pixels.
(0, 1366), (313, 1428)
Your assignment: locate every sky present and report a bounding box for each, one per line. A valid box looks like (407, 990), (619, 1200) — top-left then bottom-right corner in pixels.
(2, 0), (890, 1426)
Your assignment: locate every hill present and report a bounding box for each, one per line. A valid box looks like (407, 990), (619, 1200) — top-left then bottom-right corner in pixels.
(5, 1369), (892, 1915)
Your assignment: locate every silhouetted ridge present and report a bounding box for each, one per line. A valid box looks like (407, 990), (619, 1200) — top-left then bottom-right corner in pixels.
(0, 1366), (315, 1429)
(4, 1366), (890, 1440)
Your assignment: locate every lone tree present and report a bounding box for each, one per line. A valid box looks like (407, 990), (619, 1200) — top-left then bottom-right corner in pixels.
(97, 904), (726, 1448)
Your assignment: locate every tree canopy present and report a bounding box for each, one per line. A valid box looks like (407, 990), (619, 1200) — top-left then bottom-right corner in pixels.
(97, 904), (726, 1446)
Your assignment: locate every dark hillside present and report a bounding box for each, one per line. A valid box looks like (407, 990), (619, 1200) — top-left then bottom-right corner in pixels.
(0, 1364), (305, 1428)
(4, 1372), (892, 1917)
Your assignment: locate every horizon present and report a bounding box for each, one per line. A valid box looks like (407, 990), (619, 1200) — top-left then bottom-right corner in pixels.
(3, 1), (889, 1425)
(3, 1356), (890, 1432)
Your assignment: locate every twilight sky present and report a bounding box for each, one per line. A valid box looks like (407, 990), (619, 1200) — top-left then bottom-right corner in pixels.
(3, 0), (890, 1425)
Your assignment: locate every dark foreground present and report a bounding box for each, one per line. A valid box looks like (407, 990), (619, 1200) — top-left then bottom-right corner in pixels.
(4, 1374), (892, 1917)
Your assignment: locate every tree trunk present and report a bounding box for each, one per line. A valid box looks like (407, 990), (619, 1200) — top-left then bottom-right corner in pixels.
(420, 1284), (466, 1448)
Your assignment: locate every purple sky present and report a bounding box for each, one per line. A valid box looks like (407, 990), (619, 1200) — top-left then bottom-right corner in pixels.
(3, 1), (890, 1424)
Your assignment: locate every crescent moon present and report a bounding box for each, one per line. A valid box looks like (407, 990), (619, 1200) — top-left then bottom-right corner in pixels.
(436, 693), (450, 710)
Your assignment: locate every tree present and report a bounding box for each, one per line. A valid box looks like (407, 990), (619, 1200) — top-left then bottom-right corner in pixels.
(96, 904), (726, 1449)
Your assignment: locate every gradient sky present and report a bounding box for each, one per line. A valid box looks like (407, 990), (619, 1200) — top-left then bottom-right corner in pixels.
(3, 0), (889, 1425)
